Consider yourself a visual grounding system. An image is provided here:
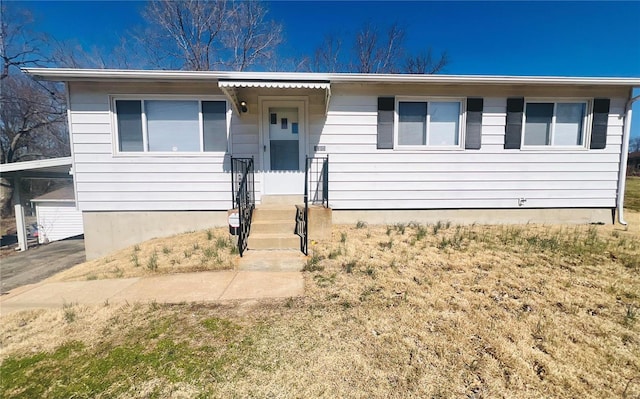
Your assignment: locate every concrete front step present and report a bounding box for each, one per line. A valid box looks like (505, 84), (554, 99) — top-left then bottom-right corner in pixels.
(260, 195), (303, 206)
(251, 220), (296, 234)
(238, 249), (306, 271)
(253, 207), (297, 221)
(248, 233), (300, 250)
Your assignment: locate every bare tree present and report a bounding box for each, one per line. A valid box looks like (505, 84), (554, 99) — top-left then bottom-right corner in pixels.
(139, 0), (282, 71)
(630, 136), (640, 153)
(223, 1), (282, 71)
(0, 6), (48, 80)
(0, 5), (70, 216)
(310, 33), (343, 73)
(405, 49), (448, 74)
(312, 21), (447, 74)
(0, 74), (68, 164)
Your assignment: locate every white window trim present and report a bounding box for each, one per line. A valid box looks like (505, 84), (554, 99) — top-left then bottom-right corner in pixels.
(110, 95), (230, 156)
(521, 98), (592, 150)
(394, 96), (466, 151)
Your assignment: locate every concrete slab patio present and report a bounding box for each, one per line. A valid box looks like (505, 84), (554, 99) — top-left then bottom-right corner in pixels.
(0, 270), (304, 316)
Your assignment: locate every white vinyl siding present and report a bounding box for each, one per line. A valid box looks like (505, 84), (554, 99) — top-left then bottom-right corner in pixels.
(69, 82), (234, 211)
(34, 202), (84, 243)
(317, 88), (625, 210)
(68, 81), (626, 212)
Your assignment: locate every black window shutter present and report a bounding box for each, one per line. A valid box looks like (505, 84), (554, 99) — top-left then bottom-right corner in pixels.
(504, 98), (524, 149)
(590, 98), (610, 149)
(377, 97), (395, 149)
(465, 98), (483, 149)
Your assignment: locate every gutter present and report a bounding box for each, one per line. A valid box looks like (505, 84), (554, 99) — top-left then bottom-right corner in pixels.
(22, 67), (640, 86)
(617, 92), (640, 226)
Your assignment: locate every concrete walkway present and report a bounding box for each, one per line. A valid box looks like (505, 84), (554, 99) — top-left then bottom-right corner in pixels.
(0, 270), (304, 316)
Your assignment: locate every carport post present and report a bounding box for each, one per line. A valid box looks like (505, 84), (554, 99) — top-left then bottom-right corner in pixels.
(13, 175), (28, 251)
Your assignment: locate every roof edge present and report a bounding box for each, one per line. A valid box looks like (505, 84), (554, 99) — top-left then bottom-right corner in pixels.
(22, 68), (640, 86)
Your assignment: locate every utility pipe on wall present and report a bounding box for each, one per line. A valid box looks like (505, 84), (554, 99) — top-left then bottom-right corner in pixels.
(617, 92), (640, 226)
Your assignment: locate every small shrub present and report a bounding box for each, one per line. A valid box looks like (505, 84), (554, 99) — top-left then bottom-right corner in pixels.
(133, 244), (141, 252)
(416, 225), (427, 240)
(303, 253), (324, 272)
(328, 247), (342, 259)
(340, 232), (347, 243)
(184, 249), (193, 258)
(203, 247), (216, 259)
(63, 302), (77, 323)
(395, 223), (406, 235)
(193, 243), (200, 251)
(147, 251), (159, 271)
(162, 246), (171, 255)
(86, 274), (97, 281)
(207, 229), (214, 240)
(624, 304), (637, 326)
(356, 220), (367, 229)
(386, 226), (392, 236)
(344, 260), (356, 273)
(130, 253), (140, 267)
(379, 240), (393, 250)
(215, 237), (229, 249)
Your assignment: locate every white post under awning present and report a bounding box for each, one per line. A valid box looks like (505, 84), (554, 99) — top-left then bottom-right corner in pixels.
(12, 175), (28, 251)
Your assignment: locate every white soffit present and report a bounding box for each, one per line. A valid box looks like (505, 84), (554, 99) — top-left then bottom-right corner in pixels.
(218, 81), (330, 90)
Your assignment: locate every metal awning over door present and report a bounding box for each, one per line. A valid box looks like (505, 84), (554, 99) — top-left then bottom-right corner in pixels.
(218, 80), (331, 114)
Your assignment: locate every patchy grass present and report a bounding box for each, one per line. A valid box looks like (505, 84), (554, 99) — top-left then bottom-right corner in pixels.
(2, 222), (639, 398)
(46, 228), (238, 282)
(625, 176), (640, 211)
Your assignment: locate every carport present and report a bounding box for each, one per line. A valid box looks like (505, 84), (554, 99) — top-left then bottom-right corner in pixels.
(0, 157), (74, 251)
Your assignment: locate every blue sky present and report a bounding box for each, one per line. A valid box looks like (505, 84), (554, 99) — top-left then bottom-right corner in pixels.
(11, 0), (640, 138)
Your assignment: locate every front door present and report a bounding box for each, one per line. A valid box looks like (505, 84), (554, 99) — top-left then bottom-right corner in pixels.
(261, 100), (306, 195)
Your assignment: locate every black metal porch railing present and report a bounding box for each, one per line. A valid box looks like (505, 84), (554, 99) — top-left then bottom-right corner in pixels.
(296, 156), (329, 255)
(231, 157), (255, 257)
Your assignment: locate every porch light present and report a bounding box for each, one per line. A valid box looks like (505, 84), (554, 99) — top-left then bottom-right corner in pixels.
(240, 101), (248, 113)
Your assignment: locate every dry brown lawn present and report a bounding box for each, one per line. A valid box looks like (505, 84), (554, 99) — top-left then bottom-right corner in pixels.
(46, 227), (238, 282)
(1, 215), (639, 398)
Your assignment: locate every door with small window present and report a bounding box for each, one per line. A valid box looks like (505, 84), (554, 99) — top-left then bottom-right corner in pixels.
(261, 100), (306, 195)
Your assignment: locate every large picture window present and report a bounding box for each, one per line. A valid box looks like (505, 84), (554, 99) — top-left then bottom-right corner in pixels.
(114, 99), (228, 153)
(523, 101), (587, 147)
(396, 99), (463, 148)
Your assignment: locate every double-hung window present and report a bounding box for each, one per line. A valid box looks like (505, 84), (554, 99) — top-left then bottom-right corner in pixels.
(395, 98), (463, 149)
(523, 101), (588, 147)
(114, 99), (228, 153)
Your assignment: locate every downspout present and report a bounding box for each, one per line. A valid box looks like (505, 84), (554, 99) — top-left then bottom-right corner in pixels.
(617, 92), (640, 226)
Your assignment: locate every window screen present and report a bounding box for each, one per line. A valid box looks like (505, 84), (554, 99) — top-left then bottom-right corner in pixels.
(398, 102), (427, 145)
(429, 102), (460, 146)
(116, 100), (143, 152)
(202, 101), (227, 152)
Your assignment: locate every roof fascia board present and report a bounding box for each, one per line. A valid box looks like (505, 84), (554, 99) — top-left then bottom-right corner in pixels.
(0, 157), (73, 173)
(22, 68), (640, 87)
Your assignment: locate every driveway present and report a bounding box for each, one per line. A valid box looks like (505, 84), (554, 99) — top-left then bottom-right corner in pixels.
(0, 237), (85, 294)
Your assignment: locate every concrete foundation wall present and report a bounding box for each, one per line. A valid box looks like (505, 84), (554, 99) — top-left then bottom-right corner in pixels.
(83, 211), (228, 260)
(332, 208), (614, 226)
